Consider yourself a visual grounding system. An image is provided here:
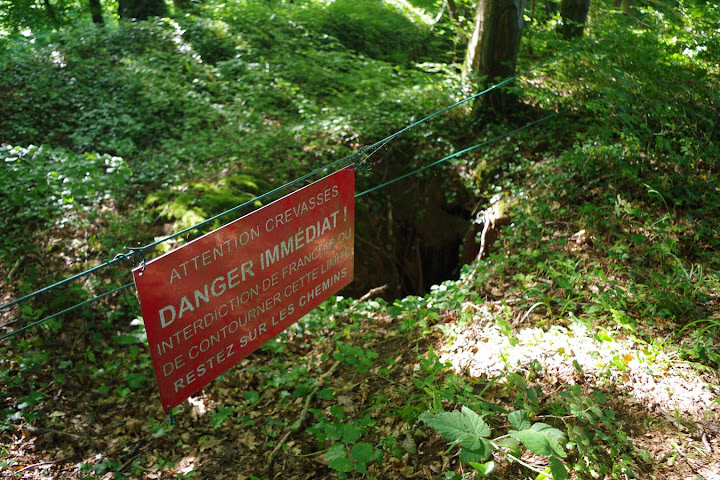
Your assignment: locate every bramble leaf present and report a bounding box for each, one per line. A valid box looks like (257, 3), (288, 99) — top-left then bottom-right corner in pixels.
(461, 406), (491, 438)
(419, 411), (469, 443)
(549, 455), (569, 480)
(350, 443), (375, 473)
(508, 410), (531, 431)
(459, 436), (492, 462)
(327, 444), (353, 473)
(469, 460), (495, 476)
(419, 407), (491, 445)
(508, 423), (566, 458)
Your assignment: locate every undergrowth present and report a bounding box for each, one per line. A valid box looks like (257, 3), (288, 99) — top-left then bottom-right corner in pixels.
(1, 1), (719, 479)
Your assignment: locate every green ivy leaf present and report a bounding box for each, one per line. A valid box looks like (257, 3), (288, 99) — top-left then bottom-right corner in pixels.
(123, 373), (147, 389)
(243, 390), (260, 403)
(114, 334), (139, 345)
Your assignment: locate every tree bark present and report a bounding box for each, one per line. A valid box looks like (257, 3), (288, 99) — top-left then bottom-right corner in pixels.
(464, 0), (486, 78)
(557, 0), (591, 38)
(447, 0), (458, 21)
(118, 0), (167, 20)
(466, 0), (528, 114)
(89, 0), (104, 25)
(43, 0), (60, 26)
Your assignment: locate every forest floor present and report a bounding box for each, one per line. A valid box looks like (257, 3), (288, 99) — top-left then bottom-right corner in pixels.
(2, 150), (719, 480)
(1, 278), (719, 480)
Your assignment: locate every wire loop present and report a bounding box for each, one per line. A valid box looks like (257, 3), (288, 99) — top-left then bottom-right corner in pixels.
(349, 146), (371, 172)
(126, 247), (147, 273)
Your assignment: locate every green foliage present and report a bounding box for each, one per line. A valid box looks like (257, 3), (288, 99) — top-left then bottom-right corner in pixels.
(326, 442), (383, 475)
(209, 405), (234, 428)
(1, 144), (129, 221)
(0, 20), (247, 172)
(306, 403), (382, 476)
(333, 341), (378, 373)
(420, 406), (569, 478)
(555, 387), (644, 478)
(305, 0), (440, 65)
(177, 15), (239, 64)
(144, 172), (266, 234)
(0, 0), (76, 32)
(0, 1), (718, 479)
(0, 143), (132, 270)
(419, 406), (492, 462)
(679, 313), (720, 367)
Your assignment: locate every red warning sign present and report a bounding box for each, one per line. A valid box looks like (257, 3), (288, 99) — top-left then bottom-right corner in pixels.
(133, 167), (355, 412)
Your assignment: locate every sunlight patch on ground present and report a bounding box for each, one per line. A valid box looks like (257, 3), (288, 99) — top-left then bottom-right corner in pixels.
(438, 302), (720, 422)
(187, 395), (208, 419)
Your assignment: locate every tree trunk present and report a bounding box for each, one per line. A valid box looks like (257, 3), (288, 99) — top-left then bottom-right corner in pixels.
(466, 0), (528, 114)
(173, 0), (191, 11)
(118, 0), (167, 19)
(43, 0), (60, 26)
(557, 0), (591, 38)
(447, 0), (458, 21)
(89, 0), (104, 25)
(545, 0), (560, 16)
(463, 0), (486, 78)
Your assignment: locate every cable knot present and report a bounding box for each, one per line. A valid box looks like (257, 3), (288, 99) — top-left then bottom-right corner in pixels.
(125, 246), (147, 274)
(349, 146), (371, 172)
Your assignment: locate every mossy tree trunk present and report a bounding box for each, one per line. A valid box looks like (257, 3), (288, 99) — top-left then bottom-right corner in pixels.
(558, 0), (591, 38)
(465, 0), (528, 114)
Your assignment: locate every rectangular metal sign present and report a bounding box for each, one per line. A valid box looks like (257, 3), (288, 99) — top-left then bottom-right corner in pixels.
(133, 167), (355, 412)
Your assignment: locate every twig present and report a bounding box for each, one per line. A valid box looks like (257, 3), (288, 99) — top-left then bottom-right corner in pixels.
(358, 284), (388, 303)
(295, 361), (341, 431)
(118, 446), (141, 472)
(23, 424), (84, 441)
(264, 361), (342, 472)
(643, 0), (684, 22)
(265, 430), (292, 473)
(15, 461), (55, 473)
(7, 255), (25, 284)
(700, 426), (713, 454)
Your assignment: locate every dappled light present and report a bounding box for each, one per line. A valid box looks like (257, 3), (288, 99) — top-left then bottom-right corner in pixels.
(439, 303), (720, 420)
(1, 0), (719, 478)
